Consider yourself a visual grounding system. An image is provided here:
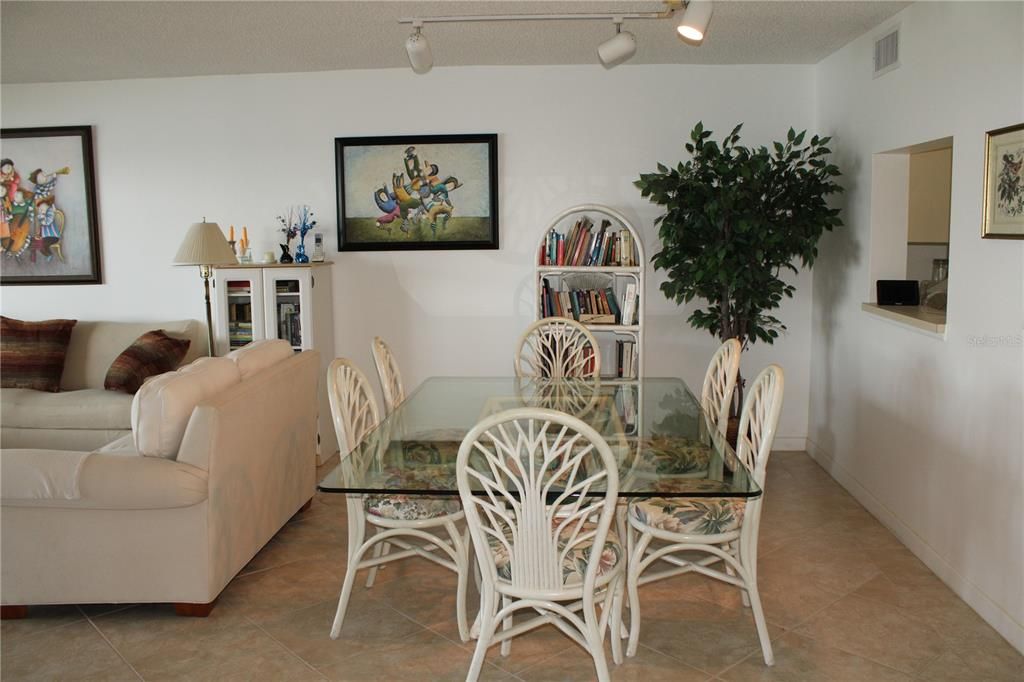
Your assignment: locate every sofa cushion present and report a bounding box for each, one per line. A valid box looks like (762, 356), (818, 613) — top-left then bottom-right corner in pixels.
(0, 316), (77, 392)
(61, 320), (206, 391)
(131, 357), (241, 459)
(1, 388), (133, 430)
(227, 339), (294, 380)
(104, 330), (192, 394)
(1, 449), (208, 510)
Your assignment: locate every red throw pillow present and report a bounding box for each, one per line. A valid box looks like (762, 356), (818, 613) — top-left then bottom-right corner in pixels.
(0, 316), (78, 392)
(104, 330), (191, 394)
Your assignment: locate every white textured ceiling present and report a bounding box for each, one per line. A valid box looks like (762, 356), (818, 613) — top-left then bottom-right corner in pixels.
(1, 1), (909, 84)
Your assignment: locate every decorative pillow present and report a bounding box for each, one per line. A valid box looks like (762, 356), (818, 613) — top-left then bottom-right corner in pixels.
(0, 316), (77, 392)
(131, 357), (241, 459)
(226, 338), (294, 380)
(104, 330), (191, 394)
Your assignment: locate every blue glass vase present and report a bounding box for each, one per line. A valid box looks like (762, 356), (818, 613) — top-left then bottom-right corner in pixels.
(295, 237), (310, 264)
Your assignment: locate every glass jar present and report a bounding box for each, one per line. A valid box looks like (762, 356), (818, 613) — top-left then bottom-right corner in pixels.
(931, 258), (949, 281)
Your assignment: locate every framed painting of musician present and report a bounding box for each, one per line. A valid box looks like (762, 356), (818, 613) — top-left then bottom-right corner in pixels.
(0, 126), (102, 284)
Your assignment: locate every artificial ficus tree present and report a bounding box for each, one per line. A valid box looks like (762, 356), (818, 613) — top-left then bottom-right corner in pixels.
(636, 122), (843, 414)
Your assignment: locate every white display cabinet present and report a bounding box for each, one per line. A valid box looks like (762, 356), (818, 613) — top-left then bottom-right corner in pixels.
(212, 262), (335, 463)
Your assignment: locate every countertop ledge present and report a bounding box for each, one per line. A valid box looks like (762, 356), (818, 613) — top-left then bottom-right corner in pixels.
(861, 303), (946, 335)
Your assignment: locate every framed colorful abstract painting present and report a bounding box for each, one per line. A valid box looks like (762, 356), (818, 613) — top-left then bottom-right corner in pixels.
(982, 122), (1024, 239)
(0, 126), (102, 284)
(335, 134), (498, 251)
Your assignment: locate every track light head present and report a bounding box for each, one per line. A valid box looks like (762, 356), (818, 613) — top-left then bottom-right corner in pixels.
(677, 0), (713, 44)
(597, 19), (637, 68)
(405, 21), (433, 74)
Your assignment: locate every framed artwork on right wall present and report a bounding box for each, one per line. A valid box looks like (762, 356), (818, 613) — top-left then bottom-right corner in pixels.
(982, 122), (1024, 239)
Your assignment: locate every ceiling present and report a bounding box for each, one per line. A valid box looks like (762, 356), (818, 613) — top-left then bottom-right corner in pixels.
(1, 1), (909, 84)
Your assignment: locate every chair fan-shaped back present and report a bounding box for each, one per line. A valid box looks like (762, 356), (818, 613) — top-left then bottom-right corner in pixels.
(735, 364), (784, 486)
(700, 338), (741, 436)
(515, 318), (601, 379)
(457, 408), (618, 593)
(327, 358), (381, 458)
(372, 336), (406, 413)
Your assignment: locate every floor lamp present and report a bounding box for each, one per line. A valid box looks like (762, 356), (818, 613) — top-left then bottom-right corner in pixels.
(173, 220), (238, 356)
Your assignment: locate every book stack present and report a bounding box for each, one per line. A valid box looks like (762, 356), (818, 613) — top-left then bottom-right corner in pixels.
(615, 340), (639, 379)
(277, 303), (301, 347)
(539, 218), (638, 267)
(228, 321), (253, 347)
(541, 280), (622, 324)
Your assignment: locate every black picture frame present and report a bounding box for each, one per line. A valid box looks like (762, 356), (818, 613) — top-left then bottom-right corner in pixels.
(1, 125), (102, 284)
(336, 133), (498, 251)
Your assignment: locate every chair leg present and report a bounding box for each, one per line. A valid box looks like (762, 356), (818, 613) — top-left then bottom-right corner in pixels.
(739, 541), (773, 665)
(365, 537), (390, 588)
(609, 575), (625, 665)
(466, 590), (496, 682)
(583, 598), (612, 682)
(452, 525), (471, 643)
(626, 530), (651, 658)
(331, 522), (370, 639)
(500, 595), (512, 656)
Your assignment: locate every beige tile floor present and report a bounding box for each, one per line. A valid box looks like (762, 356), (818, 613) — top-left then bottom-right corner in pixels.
(3, 451), (1022, 681)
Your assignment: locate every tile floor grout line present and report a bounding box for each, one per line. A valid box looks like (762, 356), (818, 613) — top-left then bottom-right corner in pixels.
(421, 621), (561, 679)
(245, 614), (329, 680)
(785, 596), (932, 677)
(81, 609), (145, 681)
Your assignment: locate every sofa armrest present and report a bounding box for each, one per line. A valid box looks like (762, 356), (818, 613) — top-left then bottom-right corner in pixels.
(175, 350), (319, 594)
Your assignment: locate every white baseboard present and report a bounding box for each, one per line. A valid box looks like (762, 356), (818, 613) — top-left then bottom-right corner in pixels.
(805, 438), (1024, 654)
(772, 436), (808, 451)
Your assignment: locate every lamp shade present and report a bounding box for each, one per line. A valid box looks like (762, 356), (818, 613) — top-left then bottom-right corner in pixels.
(678, 1), (713, 43)
(173, 221), (237, 266)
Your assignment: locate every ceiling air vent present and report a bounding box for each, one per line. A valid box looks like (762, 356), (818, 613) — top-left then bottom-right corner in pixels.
(874, 28), (900, 77)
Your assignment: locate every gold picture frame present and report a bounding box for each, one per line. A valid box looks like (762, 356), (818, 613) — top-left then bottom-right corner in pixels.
(982, 122), (1024, 239)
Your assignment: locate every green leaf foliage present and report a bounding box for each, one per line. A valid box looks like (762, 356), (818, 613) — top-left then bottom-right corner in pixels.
(635, 122), (844, 347)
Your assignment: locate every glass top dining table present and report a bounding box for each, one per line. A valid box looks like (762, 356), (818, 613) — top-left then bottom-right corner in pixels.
(318, 376), (761, 499)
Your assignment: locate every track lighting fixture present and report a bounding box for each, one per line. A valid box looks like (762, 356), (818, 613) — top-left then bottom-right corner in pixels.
(399, 1), (710, 73)
(677, 1), (713, 44)
(597, 19), (637, 68)
(405, 20), (432, 74)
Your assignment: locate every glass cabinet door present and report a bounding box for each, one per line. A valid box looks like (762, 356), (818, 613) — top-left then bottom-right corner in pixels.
(263, 270), (312, 351)
(213, 268), (266, 356)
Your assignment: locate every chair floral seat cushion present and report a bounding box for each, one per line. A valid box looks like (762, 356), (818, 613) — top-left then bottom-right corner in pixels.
(632, 435), (713, 475)
(489, 522), (622, 587)
(628, 495), (746, 535)
(365, 493), (462, 520)
(364, 463), (462, 521)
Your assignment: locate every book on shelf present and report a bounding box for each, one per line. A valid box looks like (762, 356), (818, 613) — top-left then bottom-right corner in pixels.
(540, 278), (623, 324)
(613, 340), (638, 379)
(616, 385), (638, 430)
(620, 281), (638, 326)
(539, 217), (639, 267)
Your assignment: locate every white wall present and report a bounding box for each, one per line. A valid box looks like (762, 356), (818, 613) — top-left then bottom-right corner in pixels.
(811, 1), (1024, 652)
(0, 64), (815, 444)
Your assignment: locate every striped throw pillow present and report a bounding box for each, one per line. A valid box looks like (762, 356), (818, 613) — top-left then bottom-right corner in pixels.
(104, 330), (191, 394)
(0, 316), (78, 392)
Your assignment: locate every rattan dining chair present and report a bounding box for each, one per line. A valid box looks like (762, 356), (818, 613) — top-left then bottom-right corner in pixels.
(701, 338), (742, 436)
(514, 318), (601, 379)
(457, 407), (625, 682)
(624, 364), (785, 666)
(326, 358), (471, 642)
(371, 336), (406, 414)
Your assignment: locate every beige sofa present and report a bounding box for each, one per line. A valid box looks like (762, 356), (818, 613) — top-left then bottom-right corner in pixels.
(0, 341), (319, 614)
(1, 320), (207, 451)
